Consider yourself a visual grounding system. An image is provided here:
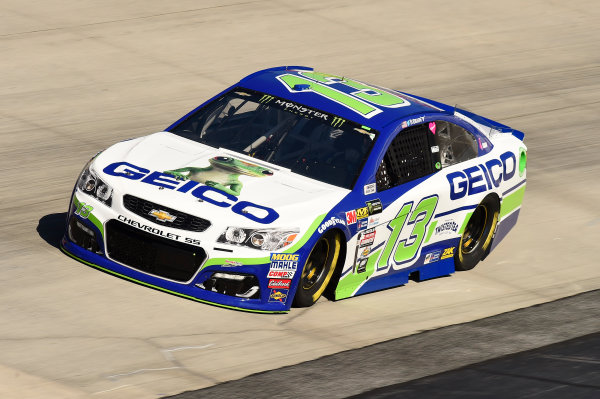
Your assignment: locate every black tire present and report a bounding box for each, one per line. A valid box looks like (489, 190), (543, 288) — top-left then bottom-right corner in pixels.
(455, 195), (499, 271)
(293, 231), (341, 307)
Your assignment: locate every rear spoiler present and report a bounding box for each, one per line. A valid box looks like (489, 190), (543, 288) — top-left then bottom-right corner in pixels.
(455, 107), (525, 141)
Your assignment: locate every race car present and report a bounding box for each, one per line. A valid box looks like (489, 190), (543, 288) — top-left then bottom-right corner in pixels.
(62, 66), (527, 313)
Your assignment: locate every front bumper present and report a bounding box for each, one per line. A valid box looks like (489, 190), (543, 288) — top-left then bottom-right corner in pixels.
(62, 193), (294, 313)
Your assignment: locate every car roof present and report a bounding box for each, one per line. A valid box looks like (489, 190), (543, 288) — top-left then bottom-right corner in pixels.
(237, 66), (453, 131)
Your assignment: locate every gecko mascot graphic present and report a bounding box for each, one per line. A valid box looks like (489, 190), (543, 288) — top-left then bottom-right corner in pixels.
(164, 156), (273, 196)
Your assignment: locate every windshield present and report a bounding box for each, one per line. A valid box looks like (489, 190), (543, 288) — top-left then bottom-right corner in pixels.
(168, 88), (377, 189)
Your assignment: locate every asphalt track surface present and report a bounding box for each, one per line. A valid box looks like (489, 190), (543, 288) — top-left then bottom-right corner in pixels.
(1, 1), (599, 398)
(167, 290), (600, 398)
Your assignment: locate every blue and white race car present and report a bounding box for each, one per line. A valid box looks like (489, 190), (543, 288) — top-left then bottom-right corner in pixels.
(62, 66), (527, 313)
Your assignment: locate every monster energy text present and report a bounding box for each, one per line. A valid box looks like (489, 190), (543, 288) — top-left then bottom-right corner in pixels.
(274, 99), (329, 120)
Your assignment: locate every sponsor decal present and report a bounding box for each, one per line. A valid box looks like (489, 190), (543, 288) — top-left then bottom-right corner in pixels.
(268, 279), (292, 289)
(331, 116), (345, 127)
(401, 116), (425, 129)
(359, 228), (376, 248)
(317, 216), (345, 234)
(431, 145), (439, 153)
(267, 270), (295, 279)
(441, 247), (455, 259)
(274, 99), (329, 121)
(361, 247), (370, 257)
(435, 220), (459, 236)
(356, 207), (369, 220)
(357, 218), (368, 231)
(117, 215), (201, 246)
(447, 151), (516, 200)
(270, 253), (299, 269)
(356, 258), (368, 273)
(103, 162), (279, 224)
(259, 94), (275, 103)
(429, 122), (437, 134)
(222, 260), (243, 267)
(366, 199), (383, 215)
(346, 210), (357, 225)
(364, 183), (376, 195)
(269, 289), (289, 303)
(368, 216), (379, 227)
(424, 250), (441, 264)
(163, 156), (273, 197)
(148, 209), (177, 223)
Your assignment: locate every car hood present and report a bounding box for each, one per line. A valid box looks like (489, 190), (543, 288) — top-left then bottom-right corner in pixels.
(94, 132), (349, 231)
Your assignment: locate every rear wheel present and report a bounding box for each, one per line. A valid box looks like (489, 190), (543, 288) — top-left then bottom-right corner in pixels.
(293, 231), (341, 307)
(455, 195), (499, 271)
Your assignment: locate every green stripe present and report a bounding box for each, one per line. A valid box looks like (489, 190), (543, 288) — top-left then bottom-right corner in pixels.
(424, 220), (437, 244)
(458, 212), (473, 235)
(336, 249), (381, 299)
(61, 245), (287, 314)
(201, 213), (327, 268)
(73, 195), (104, 238)
(500, 185), (526, 219)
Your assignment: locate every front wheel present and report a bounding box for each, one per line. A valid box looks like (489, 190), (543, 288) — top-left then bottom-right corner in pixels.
(455, 195), (499, 271)
(293, 231), (341, 307)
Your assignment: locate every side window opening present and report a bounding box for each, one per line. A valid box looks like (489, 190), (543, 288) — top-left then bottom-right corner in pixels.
(435, 121), (478, 168)
(376, 124), (437, 192)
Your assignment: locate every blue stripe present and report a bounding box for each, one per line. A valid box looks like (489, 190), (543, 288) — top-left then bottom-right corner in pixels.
(503, 179), (526, 196)
(435, 204), (477, 218)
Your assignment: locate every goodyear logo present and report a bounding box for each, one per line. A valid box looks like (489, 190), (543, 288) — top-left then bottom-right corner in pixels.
(149, 209), (177, 223)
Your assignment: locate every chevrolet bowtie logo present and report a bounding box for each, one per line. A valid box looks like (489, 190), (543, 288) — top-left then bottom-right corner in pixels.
(149, 209), (177, 222)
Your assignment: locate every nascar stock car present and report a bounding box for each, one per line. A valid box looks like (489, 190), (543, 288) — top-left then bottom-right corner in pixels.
(62, 66), (527, 313)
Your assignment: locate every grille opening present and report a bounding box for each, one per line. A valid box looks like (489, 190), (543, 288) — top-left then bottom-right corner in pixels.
(123, 194), (211, 232)
(106, 219), (206, 282)
(68, 217), (101, 254)
(198, 273), (260, 299)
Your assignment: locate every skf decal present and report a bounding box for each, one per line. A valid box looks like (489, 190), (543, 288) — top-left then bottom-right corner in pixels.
(269, 289), (288, 303)
(447, 151), (516, 200)
(441, 247), (454, 259)
(268, 279), (291, 289)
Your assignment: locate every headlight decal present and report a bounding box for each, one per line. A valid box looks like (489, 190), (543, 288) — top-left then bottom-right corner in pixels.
(218, 227), (299, 252)
(201, 213), (328, 269)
